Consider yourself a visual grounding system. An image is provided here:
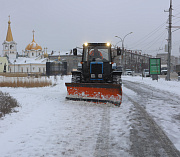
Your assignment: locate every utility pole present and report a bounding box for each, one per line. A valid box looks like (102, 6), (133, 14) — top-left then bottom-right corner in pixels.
(167, 0), (172, 81)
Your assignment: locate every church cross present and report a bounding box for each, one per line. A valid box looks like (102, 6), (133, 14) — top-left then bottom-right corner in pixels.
(32, 30), (35, 41)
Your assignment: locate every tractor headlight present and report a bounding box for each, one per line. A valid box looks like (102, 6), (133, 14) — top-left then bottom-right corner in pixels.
(91, 74), (95, 78)
(84, 42), (88, 46)
(106, 42), (110, 46)
(98, 74), (102, 78)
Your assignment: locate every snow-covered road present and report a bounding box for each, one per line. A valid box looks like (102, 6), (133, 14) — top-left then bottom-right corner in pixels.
(123, 76), (180, 157)
(0, 76), (132, 157)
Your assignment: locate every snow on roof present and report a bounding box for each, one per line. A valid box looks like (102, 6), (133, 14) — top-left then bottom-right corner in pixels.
(9, 56), (46, 65)
(49, 50), (82, 56)
(49, 51), (71, 56)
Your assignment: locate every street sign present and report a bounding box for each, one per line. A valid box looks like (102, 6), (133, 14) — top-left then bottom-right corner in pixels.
(149, 58), (161, 75)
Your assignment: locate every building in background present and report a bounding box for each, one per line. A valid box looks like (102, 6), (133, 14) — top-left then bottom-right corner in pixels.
(156, 53), (179, 71)
(0, 57), (9, 73)
(48, 52), (82, 75)
(2, 16), (17, 59)
(1, 17), (48, 74)
(1, 17), (82, 75)
(8, 31), (47, 73)
(113, 49), (152, 73)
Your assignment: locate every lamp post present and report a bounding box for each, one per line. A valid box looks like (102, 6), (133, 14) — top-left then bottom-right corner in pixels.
(115, 32), (133, 71)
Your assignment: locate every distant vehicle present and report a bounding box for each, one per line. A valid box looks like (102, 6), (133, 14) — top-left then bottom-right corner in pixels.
(161, 65), (167, 75)
(125, 69), (133, 75)
(142, 69), (150, 77)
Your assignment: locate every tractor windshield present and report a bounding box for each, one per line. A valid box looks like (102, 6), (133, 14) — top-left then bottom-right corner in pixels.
(83, 46), (110, 62)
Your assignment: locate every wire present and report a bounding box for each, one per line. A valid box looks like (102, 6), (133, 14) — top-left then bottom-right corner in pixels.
(142, 30), (167, 52)
(173, 3), (180, 10)
(172, 39), (180, 46)
(130, 21), (167, 49)
(172, 28), (180, 33)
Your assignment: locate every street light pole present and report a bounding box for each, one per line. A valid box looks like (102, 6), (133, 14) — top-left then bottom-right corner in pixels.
(115, 32), (133, 70)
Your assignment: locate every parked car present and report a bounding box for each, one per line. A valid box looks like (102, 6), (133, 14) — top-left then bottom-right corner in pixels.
(142, 69), (150, 77)
(161, 67), (167, 75)
(125, 69), (133, 75)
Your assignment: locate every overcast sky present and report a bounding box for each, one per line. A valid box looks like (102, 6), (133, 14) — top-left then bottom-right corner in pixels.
(0, 0), (180, 57)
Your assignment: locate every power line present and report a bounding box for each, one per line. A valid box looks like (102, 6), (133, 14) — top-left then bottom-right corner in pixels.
(130, 21), (167, 49)
(173, 3), (180, 10)
(142, 30), (167, 52)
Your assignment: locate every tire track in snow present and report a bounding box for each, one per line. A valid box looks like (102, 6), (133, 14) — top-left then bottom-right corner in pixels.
(94, 106), (110, 157)
(123, 81), (180, 157)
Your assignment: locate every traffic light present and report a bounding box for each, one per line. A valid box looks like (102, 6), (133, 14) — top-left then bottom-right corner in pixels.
(117, 47), (121, 55)
(73, 48), (77, 55)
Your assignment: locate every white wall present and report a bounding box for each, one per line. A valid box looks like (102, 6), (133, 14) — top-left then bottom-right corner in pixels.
(9, 63), (46, 73)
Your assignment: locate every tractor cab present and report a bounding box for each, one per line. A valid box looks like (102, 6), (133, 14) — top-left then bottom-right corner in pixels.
(83, 43), (111, 62)
(81, 43), (113, 83)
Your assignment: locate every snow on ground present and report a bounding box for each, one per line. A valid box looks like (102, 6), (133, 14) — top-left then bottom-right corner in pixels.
(122, 75), (180, 151)
(0, 75), (132, 157)
(0, 74), (180, 156)
(123, 75), (180, 97)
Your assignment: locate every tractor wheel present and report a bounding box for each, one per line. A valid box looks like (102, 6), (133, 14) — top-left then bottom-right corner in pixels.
(72, 73), (81, 83)
(113, 75), (122, 84)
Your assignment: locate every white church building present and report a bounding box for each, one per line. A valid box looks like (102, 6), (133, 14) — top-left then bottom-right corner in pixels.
(1, 17), (48, 74)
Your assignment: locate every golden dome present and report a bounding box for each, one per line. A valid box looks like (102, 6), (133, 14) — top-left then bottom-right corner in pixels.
(25, 30), (42, 51)
(25, 42), (42, 50)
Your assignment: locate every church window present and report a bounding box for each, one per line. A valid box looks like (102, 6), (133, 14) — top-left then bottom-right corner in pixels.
(32, 53), (34, 56)
(21, 68), (23, 73)
(10, 45), (13, 49)
(39, 68), (41, 72)
(27, 68), (29, 73)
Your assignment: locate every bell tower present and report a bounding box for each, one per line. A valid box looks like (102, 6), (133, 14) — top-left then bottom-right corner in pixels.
(2, 16), (17, 59)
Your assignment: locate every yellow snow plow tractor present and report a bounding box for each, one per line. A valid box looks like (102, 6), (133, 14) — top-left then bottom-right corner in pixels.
(65, 43), (122, 106)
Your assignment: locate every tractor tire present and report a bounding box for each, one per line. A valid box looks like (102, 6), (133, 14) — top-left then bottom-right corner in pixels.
(72, 73), (81, 83)
(113, 75), (122, 85)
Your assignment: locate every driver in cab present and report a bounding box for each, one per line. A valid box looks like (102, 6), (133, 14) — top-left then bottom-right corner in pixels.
(89, 50), (103, 61)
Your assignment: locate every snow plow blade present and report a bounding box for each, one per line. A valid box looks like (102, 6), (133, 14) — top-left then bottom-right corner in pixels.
(65, 83), (122, 106)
